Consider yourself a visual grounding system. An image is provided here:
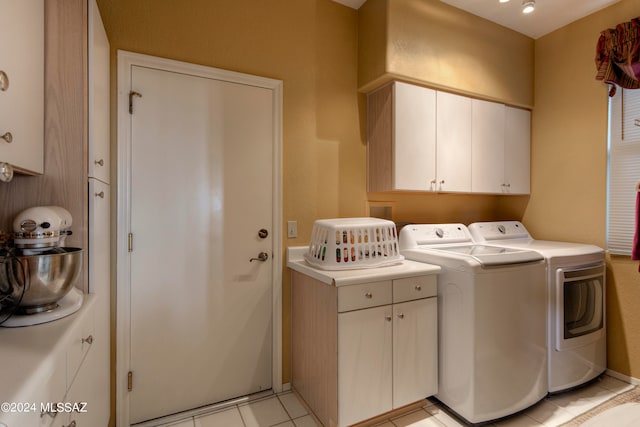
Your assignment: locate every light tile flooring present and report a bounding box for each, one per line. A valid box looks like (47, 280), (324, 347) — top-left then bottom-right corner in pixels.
(154, 375), (634, 427)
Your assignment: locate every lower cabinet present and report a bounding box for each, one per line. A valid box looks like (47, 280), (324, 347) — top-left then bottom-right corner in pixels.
(292, 271), (438, 427)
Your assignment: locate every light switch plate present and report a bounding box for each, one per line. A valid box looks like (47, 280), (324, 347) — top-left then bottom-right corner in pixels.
(287, 221), (298, 238)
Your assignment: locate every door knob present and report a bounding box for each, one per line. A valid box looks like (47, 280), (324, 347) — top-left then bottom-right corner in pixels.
(250, 252), (269, 262)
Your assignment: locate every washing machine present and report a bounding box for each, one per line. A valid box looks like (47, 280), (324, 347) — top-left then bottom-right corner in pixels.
(399, 224), (547, 424)
(469, 221), (606, 394)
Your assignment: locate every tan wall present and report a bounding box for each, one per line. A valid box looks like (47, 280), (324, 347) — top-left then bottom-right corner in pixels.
(359, 0), (534, 108)
(96, 0), (364, 386)
(525, 0), (640, 378)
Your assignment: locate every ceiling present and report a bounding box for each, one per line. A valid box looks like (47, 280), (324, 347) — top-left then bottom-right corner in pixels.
(332, 0), (621, 39)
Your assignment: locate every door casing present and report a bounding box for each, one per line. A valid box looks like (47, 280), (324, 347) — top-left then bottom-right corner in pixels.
(116, 50), (283, 427)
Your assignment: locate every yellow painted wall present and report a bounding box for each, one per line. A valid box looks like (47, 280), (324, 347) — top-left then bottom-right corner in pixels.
(525, 0), (640, 378)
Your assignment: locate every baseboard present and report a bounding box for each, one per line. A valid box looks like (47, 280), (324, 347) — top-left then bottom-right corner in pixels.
(606, 369), (640, 386)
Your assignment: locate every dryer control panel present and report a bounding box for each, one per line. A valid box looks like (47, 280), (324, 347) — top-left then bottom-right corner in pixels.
(468, 221), (532, 243)
(399, 223), (472, 249)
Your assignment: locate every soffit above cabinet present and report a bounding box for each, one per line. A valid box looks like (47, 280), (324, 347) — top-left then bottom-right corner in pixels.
(335, 0), (621, 40)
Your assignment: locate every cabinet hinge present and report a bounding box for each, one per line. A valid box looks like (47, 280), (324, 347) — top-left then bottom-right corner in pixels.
(128, 233), (133, 252)
(128, 371), (133, 391)
(129, 91), (142, 114)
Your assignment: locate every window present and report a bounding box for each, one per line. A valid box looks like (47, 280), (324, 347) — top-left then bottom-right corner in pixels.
(607, 88), (640, 254)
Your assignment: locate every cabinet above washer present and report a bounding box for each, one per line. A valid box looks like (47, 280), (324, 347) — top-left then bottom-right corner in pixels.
(367, 81), (530, 195)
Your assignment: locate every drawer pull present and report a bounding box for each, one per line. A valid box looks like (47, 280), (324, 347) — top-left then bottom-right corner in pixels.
(385, 315), (392, 322)
(365, 292), (372, 299)
(82, 335), (94, 345)
(1, 132), (12, 143)
(95, 191), (105, 198)
(95, 158), (104, 166)
(397, 313), (405, 319)
(415, 285), (422, 291)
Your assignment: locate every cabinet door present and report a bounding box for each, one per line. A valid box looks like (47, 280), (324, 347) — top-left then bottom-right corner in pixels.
(88, 179), (110, 295)
(504, 106), (531, 194)
(88, 0), (110, 183)
(393, 298), (437, 408)
(436, 91), (471, 192)
(0, 0), (44, 174)
(471, 99), (505, 193)
(393, 82), (436, 191)
(338, 305), (393, 427)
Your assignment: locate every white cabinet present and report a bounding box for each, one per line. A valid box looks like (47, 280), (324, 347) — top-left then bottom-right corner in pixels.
(436, 91), (472, 192)
(338, 278), (437, 426)
(504, 106), (531, 194)
(471, 101), (531, 194)
(367, 81), (530, 194)
(367, 82), (470, 192)
(338, 305), (393, 426)
(88, 0), (110, 183)
(392, 297), (437, 408)
(392, 82), (436, 191)
(0, 0), (44, 175)
(291, 269), (438, 427)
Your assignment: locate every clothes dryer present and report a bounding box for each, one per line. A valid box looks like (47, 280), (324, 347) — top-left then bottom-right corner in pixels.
(400, 224), (547, 424)
(469, 221), (606, 393)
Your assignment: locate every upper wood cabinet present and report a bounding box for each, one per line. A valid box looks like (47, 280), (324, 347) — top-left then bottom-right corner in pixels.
(367, 81), (530, 195)
(0, 0), (44, 175)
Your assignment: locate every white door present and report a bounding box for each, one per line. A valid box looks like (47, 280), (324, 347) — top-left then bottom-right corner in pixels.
(127, 64), (275, 423)
(393, 82), (437, 191)
(471, 99), (505, 193)
(436, 91), (471, 192)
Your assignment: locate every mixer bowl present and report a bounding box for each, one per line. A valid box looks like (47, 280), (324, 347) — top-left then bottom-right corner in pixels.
(1, 247), (83, 314)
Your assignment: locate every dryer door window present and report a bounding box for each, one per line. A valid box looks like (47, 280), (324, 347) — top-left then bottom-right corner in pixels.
(556, 265), (605, 351)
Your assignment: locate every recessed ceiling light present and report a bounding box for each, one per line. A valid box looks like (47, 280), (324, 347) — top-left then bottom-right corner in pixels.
(499, 0), (510, 3)
(522, 0), (535, 14)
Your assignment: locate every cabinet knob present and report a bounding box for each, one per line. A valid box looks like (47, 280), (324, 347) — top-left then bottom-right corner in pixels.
(440, 180), (445, 185)
(0, 70), (8, 91)
(95, 158), (104, 166)
(385, 315), (392, 322)
(415, 285), (422, 291)
(0, 162), (13, 183)
(1, 132), (12, 143)
(365, 292), (372, 299)
(82, 335), (94, 345)
(397, 313), (405, 319)
(95, 191), (105, 198)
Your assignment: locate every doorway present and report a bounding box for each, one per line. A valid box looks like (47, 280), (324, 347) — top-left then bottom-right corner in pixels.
(116, 51), (282, 426)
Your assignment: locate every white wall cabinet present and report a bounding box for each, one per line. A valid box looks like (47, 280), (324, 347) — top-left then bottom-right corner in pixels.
(292, 270), (438, 427)
(472, 101), (530, 194)
(0, 0), (44, 175)
(88, 0), (110, 183)
(436, 91), (472, 192)
(367, 81), (530, 195)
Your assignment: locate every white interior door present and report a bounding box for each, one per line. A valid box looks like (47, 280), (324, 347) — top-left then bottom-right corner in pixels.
(127, 64), (276, 424)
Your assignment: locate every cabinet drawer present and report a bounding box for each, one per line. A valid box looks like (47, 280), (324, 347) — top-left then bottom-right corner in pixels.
(66, 309), (95, 389)
(338, 281), (392, 312)
(393, 275), (437, 303)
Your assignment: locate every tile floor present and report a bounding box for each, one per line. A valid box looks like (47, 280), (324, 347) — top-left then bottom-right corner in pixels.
(152, 375), (634, 427)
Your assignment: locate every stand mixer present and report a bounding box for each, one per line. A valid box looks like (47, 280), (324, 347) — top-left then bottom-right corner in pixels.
(0, 206), (84, 327)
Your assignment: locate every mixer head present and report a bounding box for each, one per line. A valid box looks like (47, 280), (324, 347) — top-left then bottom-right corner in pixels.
(12, 206), (73, 250)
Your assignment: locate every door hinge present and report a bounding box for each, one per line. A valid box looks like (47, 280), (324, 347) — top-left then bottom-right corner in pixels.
(128, 233), (133, 252)
(128, 371), (133, 391)
(129, 91), (142, 114)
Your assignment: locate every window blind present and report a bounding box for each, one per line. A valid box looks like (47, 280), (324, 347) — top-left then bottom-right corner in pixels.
(608, 89), (640, 255)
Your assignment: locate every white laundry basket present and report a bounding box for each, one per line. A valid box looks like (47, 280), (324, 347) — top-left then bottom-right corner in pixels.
(304, 218), (404, 270)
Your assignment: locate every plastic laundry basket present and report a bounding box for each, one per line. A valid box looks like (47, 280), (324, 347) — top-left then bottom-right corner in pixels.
(304, 218), (404, 270)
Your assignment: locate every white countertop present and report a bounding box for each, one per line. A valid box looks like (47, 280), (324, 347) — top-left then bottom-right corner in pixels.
(0, 294), (97, 407)
(287, 246), (441, 286)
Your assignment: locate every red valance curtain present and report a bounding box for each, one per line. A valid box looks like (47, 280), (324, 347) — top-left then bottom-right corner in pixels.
(595, 17), (640, 96)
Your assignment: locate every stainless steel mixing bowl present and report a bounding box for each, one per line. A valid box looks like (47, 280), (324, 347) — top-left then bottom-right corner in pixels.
(1, 247), (83, 314)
